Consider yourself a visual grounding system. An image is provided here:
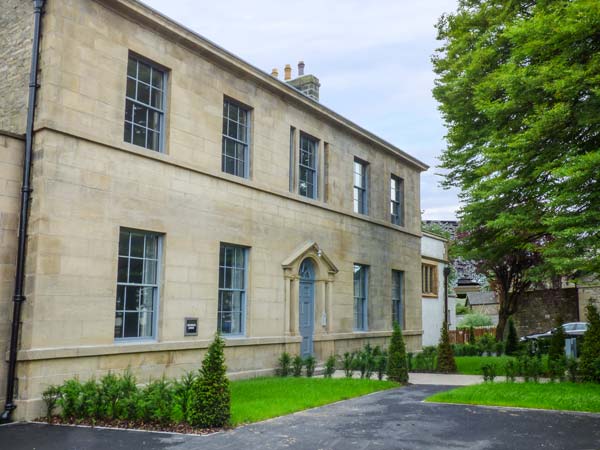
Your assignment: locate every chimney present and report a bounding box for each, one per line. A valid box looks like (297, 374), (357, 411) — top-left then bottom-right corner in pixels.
(284, 64), (292, 81)
(286, 61), (320, 102)
(298, 61), (305, 76)
(271, 68), (279, 78)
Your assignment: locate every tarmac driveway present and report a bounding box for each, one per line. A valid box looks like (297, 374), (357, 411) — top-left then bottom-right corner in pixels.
(2, 385), (599, 450)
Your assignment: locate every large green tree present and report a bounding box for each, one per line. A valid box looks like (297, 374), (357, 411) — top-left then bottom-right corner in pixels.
(433, 0), (600, 337)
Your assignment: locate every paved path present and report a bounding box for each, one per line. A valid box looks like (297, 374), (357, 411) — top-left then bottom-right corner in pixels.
(408, 372), (482, 385)
(2, 385), (599, 450)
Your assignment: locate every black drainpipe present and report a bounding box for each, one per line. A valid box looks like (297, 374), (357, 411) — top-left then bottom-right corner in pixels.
(1, 0), (45, 423)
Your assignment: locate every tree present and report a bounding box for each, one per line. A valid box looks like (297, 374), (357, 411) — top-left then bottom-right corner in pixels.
(431, 0), (600, 337)
(436, 321), (457, 373)
(187, 333), (231, 428)
(386, 322), (409, 383)
(579, 303), (600, 383)
(504, 317), (519, 356)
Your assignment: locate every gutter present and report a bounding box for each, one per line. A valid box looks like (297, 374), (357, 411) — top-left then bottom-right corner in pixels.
(1, 0), (45, 423)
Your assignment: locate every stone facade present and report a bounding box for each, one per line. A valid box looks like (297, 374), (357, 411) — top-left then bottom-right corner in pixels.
(1, 0), (428, 420)
(0, 0), (33, 134)
(0, 132), (24, 410)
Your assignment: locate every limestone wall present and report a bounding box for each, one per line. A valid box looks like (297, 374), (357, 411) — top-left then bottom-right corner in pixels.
(0, 0), (32, 134)
(0, 132), (24, 408)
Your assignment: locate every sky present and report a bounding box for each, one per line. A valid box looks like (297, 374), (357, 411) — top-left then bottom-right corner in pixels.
(143, 0), (461, 220)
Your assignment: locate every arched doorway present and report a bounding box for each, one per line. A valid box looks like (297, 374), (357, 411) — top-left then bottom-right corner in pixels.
(299, 258), (315, 357)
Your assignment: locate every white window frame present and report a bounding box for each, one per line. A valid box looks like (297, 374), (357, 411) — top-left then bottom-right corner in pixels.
(298, 132), (319, 199)
(222, 98), (251, 178)
(353, 158), (368, 214)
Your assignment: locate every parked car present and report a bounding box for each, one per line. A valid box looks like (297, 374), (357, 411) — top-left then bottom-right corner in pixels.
(519, 322), (589, 342)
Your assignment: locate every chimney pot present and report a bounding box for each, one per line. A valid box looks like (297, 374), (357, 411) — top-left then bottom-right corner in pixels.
(271, 68), (279, 78)
(284, 64), (292, 81)
(298, 61), (305, 76)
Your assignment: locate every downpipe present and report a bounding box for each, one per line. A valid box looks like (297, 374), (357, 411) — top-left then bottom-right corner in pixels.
(1, 0), (45, 423)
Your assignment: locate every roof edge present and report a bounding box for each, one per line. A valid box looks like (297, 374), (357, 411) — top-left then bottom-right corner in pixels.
(97, 0), (429, 172)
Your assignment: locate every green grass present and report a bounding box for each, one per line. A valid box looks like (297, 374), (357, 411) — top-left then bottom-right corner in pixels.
(230, 377), (398, 425)
(455, 356), (548, 375)
(426, 382), (600, 413)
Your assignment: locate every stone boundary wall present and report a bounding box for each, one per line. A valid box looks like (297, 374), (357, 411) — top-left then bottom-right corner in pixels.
(514, 288), (579, 337)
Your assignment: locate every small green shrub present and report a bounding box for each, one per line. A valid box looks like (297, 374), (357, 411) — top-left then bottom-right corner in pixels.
(342, 352), (355, 378)
(505, 360), (517, 382)
(414, 346), (437, 371)
(276, 352), (292, 377)
(304, 356), (316, 377)
(548, 318), (567, 382)
(481, 364), (497, 382)
(468, 326), (476, 345)
(452, 344), (479, 356)
(172, 371), (196, 423)
(138, 377), (174, 425)
(456, 303), (470, 315)
(42, 385), (61, 420)
(494, 341), (504, 357)
(58, 378), (82, 419)
(292, 356), (304, 377)
(567, 357), (579, 383)
(476, 333), (496, 356)
(324, 355), (336, 378)
(458, 313), (493, 329)
(375, 351), (387, 380)
(187, 333), (231, 428)
(387, 322), (409, 383)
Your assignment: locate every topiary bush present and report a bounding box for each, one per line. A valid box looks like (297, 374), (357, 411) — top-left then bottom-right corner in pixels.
(386, 322), (409, 383)
(187, 333), (231, 428)
(505, 317), (519, 356)
(436, 322), (457, 373)
(548, 317), (567, 382)
(579, 302), (600, 383)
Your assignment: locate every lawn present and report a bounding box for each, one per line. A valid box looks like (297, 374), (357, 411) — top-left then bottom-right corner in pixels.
(426, 382), (600, 413)
(230, 377), (398, 425)
(455, 356), (548, 375)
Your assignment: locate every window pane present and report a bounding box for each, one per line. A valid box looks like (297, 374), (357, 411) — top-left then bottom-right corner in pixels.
(138, 311), (153, 337)
(128, 258), (143, 284)
(126, 78), (136, 99)
(125, 286), (140, 310)
(114, 312), (124, 338)
(133, 104), (147, 127)
(127, 58), (137, 77)
(150, 68), (163, 89)
(123, 312), (139, 338)
(145, 235), (158, 259)
(133, 125), (146, 147)
(116, 285), (125, 310)
(137, 82), (150, 105)
(118, 257), (129, 282)
(130, 234), (145, 257)
(138, 62), (151, 84)
(143, 259), (157, 284)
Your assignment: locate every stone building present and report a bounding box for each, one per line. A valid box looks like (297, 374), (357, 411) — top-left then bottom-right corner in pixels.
(0, 0), (428, 420)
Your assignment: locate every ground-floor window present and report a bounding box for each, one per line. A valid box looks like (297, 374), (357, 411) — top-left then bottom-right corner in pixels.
(392, 270), (404, 328)
(115, 229), (160, 340)
(218, 244), (248, 335)
(353, 264), (368, 331)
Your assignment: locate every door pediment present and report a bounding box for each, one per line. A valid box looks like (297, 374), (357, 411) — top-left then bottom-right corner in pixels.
(281, 241), (339, 277)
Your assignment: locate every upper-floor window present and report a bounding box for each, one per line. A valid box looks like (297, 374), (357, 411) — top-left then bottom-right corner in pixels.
(392, 270), (404, 328)
(124, 54), (166, 152)
(390, 175), (404, 226)
(222, 99), (250, 178)
(299, 133), (318, 199)
(115, 229), (161, 340)
(353, 264), (369, 331)
(353, 159), (368, 214)
(422, 263), (438, 296)
(218, 244), (248, 336)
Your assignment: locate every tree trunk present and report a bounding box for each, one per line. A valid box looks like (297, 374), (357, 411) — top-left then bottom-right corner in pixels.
(495, 289), (511, 341)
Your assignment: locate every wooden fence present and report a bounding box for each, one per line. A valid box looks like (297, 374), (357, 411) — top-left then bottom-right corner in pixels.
(449, 326), (497, 344)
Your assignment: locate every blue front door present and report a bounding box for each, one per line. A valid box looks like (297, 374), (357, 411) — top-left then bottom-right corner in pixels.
(299, 259), (315, 357)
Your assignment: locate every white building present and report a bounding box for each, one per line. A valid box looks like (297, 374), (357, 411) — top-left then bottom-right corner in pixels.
(421, 232), (456, 347)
